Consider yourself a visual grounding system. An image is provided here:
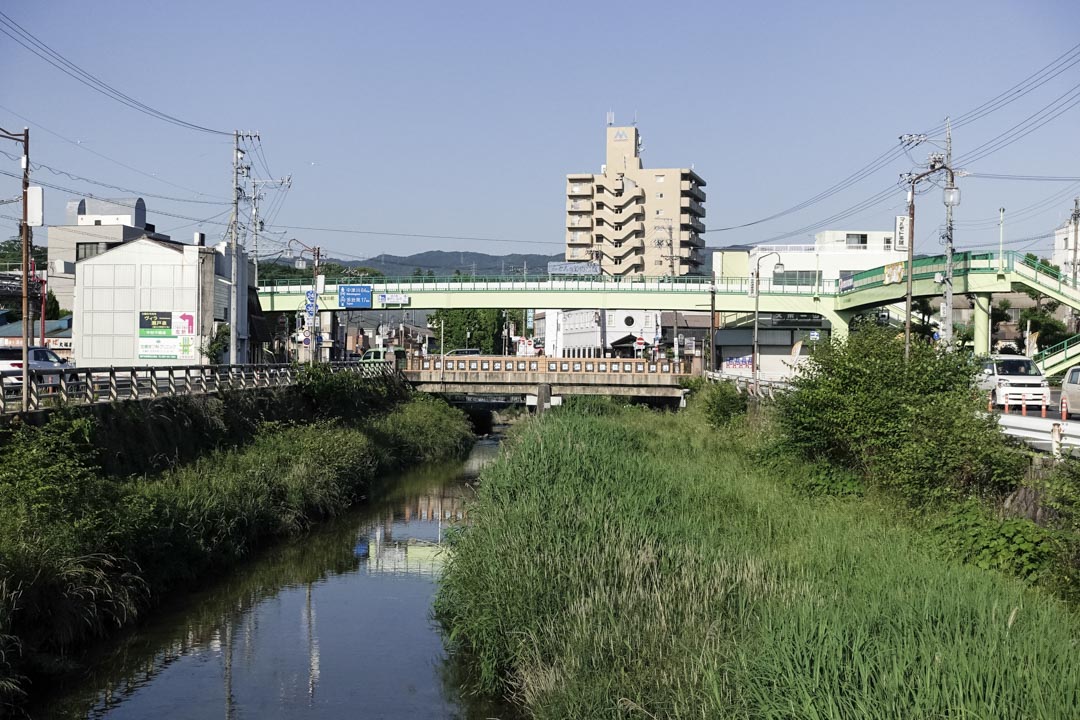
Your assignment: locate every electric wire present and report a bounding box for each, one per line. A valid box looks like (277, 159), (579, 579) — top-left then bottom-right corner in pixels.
(0, 104), (229, 200)
(0, 11), (230, 136)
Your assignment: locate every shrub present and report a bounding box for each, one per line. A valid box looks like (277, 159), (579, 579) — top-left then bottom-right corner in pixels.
(697, 381), (747, 428)
(775, 324), (1026, 502)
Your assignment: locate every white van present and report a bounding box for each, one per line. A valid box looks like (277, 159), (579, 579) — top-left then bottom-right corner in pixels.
(978, 355), (1050, 408)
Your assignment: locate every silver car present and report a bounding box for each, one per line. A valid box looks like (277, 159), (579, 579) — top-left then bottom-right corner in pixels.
(0, 346), (75, 386)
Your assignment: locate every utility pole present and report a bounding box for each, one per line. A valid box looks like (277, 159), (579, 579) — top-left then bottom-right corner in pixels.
(251, 175), (292, 286)
(1, 125), (30, 411)
(942, 117), (955, 348)
(229, 130), (258, 365)
(1071, 198), (1080, 331)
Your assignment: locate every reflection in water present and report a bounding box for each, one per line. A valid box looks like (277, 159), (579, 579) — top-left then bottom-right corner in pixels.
(35, 441), (508, 720)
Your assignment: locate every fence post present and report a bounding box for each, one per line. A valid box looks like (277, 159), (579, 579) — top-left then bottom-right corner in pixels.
(1051, 422), (1063, 460)
(85, 369), (95, 405)
(130, 368), (139, 401)
(28, 372), (39, 412)
(109, 367), (118, 402)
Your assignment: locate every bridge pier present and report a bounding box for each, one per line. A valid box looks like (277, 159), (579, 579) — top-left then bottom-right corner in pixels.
(819, 308), (855, 341)
(972, 293), (992, 356)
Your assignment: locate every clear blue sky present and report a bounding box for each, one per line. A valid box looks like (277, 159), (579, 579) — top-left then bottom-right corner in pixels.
(2, 0), (1079, 267)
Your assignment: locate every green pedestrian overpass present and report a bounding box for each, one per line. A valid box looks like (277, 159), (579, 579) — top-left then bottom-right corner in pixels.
(257, 251), (1080, 370)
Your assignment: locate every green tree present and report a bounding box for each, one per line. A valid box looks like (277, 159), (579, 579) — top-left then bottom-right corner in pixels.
(428, 308), (525, 354)
(44, 290), (66, 320)
(0, 236), (46, 268)
(1019, 307), (1068, 351)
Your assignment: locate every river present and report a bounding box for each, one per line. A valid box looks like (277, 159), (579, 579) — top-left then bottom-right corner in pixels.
(33, 436), (510, 720)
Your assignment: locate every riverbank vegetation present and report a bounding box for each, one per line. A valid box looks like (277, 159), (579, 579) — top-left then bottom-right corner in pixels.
(0, 369), (472, 710)
(438, 329), (1080, 718)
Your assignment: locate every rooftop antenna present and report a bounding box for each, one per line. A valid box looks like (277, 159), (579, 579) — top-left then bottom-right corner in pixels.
(633, 110), (638, 126)
(606, 110), (614, 126)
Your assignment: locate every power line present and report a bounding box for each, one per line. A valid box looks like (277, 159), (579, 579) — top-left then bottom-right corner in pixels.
(966, 172), (1080, 182)
(0, 104), (229, 200)
(0, 11), (230, 136)
(0, 150), (228, 205)
(711, 41), (1080, 234)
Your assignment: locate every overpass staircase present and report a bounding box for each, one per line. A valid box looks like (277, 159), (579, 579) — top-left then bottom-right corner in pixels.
(1034, 335), (1080, 376)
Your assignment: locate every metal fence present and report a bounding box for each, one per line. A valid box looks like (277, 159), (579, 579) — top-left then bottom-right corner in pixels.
(0, 361), (397, 414)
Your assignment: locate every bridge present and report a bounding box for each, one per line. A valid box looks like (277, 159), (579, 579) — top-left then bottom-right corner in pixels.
(257, 252), (1080, 370)
(401, 355), (689, 403)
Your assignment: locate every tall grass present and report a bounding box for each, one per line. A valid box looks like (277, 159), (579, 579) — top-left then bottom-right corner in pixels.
(0, 392), (473, 708)
(437, 403), (1080, 719)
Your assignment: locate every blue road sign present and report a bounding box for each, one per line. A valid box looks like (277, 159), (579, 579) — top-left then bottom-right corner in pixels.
(305, 302), (317, 316)
(338, 284), (373, 309)
(305, 290), (316, 302)
(303, 337), (311, 346)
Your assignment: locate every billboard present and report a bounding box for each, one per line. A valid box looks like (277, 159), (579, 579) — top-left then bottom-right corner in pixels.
(548, 262), (600, 276)
(138, 310), (197, 359)
(895, 215), (909, 251)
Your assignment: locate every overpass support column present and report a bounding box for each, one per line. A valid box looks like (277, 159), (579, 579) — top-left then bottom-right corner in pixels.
(972, 293), (992, 356)
(819, 308), (855, 342)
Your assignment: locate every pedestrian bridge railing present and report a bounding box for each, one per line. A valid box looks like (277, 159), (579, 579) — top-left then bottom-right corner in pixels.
(0, 361), (396, 414)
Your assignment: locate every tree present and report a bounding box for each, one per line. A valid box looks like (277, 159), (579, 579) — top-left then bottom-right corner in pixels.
(200, 324), (230, 364)
(1021, 254), (1062, 314)
(44, 290), (64, 320)
(428, 308), (525, 354)
(0, 236), (46, 268)
(1019, 307), (1068, 352)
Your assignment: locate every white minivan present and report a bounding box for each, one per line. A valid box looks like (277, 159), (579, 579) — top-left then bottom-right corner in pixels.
(978, 355), (1050, 408)
(1059, 364), (1080, 418)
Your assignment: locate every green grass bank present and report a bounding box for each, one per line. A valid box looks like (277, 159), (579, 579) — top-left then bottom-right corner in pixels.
(0, 368), (473, 710)
(436, 400), (1080, 719)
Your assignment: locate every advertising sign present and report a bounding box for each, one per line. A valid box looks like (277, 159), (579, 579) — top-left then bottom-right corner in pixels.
(138, 310), (197, 359)
(883, 262), (906, 285)
(895, 215), (909, 251)
(548, 262), (601, 276)
(338, 285), (373, 309)
(138, 335), (197, 360)
(377, 293), (410, 305)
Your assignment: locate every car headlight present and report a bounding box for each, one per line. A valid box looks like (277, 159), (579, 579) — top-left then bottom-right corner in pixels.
(1041, 379), (1049, 387)
(998, 379), (1009, 388)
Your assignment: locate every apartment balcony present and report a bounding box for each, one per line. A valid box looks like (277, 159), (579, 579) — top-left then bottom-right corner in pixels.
(567, 199), (593, 213)
(567, 215), (593, 230)
(680, 231), (705, 248)
(680, 197), (706, 217)
(681, 214), (705, 233)
(566, 230), (592, 245)
(594, 176), (624, 195)
(566, 246), (592, 261)
(594, 204), (645, 227)
(681, 180), (706, 202)
(595, 220), (645, 243)
(566, 181), (593, 197)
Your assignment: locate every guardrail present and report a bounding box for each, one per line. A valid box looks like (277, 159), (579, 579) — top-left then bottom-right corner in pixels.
(996, 414), (1080, 458)
(0, 361), (398, 414)
(704, 370), (790, 399)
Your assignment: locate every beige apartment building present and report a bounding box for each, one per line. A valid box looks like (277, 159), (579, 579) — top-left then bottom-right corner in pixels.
(565, 125), (706, 277)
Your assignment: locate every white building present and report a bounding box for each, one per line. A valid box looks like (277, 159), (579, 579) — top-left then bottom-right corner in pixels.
(47, 198), (172, 313)
(737, 228), (907, 290)
(73, 236), (255, 367)
(534, 308), (663, 358)
(1052, 219), (1078, 280)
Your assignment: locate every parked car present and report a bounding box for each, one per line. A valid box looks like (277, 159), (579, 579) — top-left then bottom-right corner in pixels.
(0, 346), (76, 386)
(1059, 364), (1080, 418)
(977, 355), (1050, 407)
(361, 347), (408, 369)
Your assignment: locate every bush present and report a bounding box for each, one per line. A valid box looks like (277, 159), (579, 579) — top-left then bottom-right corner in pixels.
(697, 381), (747, 428)
(775, 324), (1026, 502)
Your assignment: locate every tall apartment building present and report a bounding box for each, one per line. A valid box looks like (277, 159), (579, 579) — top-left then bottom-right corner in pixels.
(565, 124), (706, 277)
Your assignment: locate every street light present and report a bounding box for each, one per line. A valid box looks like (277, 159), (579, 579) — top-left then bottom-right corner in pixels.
(752, 251), (784, 389)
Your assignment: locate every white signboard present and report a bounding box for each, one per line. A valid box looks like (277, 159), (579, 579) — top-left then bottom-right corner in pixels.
(377, 293), (410, 305)
(895, 215), (909, 251)
(138, 336), (197, 360)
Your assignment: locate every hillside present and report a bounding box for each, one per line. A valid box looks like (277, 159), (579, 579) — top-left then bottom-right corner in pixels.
(335, 250), (562, 277)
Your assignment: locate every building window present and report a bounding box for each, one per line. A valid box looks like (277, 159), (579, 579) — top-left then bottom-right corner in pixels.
(845, 233), (868, 249)
(773, 270), (823, 287)
(656, 209), (664, 216)
(76, 242), (107, 261)
(884, 235), (893, 250)
(656, 192), (664, 199)
(655, 175), (666, 183)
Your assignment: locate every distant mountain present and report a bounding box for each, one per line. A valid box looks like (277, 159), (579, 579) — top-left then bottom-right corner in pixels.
(332, 250), (563, 277)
